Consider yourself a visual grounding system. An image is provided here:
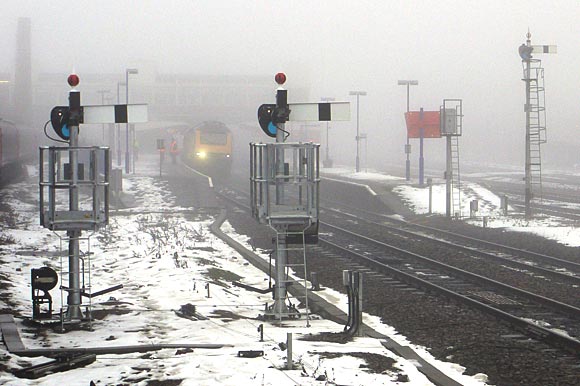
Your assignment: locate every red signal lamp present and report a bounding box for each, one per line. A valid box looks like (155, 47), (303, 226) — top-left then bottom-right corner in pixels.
(275, 72), (286, 85)
(67, 74), (80, 87)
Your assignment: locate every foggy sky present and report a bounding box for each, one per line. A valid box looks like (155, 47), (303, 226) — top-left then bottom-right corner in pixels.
(1, 0), (580, 170)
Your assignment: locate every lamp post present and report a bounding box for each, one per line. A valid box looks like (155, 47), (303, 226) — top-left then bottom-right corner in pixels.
(0, 118), (8, 167)
(349, 90), (366, 173)
(116, 82), (126, 166)
(320, 97), (335, 167)
(125, 68), (138, 173)
(398, 80), (418, 181)
(97, 90), (110, 142)
(0, 80), (9, 116)
(360, 132), (368, 172)
(0, 81), (10, 165)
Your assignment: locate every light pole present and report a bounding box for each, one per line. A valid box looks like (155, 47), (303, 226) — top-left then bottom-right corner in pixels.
(360, 132), (368, 172)
(398, 80), (418, 181)
(349, 90), (366, 173)
(125, 68), (138, 174)
(320, 97), (335, 167)
(97, 90), (110, 142)
(0, 81), (11, 166)
(0, 79), (10, 114)
(116, 82), (126, 167)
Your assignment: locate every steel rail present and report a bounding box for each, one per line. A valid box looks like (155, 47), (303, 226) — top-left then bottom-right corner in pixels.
(509, 202), (580, 221)
(321, 221), (580, 319)
(321, 198), (580, 272)
(317, 235), (580, 355)
(321, 205), (580, 281)
(216, 187), (580, 354)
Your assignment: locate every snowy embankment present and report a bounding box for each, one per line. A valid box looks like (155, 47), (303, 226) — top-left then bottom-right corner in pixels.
(322, 165), (580, 247)
(0, 159), (489, 385)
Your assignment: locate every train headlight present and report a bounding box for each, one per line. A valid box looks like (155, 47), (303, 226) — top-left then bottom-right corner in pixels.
(196, 151), (207, 159)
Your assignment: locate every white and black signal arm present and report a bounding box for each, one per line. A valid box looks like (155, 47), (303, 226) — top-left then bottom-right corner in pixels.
(50, 103), (148, 141)
(258, 73), (350, 138)
(518, 30), (556, 61)
(48, 73), (149, 141)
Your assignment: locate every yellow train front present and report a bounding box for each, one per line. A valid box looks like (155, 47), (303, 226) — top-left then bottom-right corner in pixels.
(182, 121), (233, 176)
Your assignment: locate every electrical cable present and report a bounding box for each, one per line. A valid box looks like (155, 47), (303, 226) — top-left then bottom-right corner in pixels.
(43, 120), (69, 144)
(278, 125), (290, 141)
(344, 287), (353, 332)
(268, 249), (274, 289)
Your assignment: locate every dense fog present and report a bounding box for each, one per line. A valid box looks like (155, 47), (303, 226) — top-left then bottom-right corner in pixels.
(1, 0), (579, 172)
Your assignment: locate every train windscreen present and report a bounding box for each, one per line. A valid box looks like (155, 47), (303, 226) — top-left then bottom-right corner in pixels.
(200, 132), (228, 145)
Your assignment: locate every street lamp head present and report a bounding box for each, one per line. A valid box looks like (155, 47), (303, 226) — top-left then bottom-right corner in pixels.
(398, 80), (418, 86)
(349, 91), (367, 96)
(126, 68), (139, 75)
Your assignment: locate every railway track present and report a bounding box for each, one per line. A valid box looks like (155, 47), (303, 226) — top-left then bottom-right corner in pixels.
(214, 170), (580, 385)
(321, 200), (580, 279)
(477, 179), (580, 205)
(466, 177), (580, 221)
(508, 199), (580, 221)
(318, 222), (580, 353)
(217, 186), (580, 354)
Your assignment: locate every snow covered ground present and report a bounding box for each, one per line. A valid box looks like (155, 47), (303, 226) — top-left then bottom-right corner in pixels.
(323, 166), (580, 248)
(0, 158), (489, 386)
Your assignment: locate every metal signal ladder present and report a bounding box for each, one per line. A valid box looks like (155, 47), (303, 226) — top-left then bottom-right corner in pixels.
(450, 131), (462, 218)
(526, 59), (547, 202)
(274, 228), (310, 325)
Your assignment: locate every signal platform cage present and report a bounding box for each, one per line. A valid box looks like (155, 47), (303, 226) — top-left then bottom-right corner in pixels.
(39, 146), (110, 231)
(440, 99), (463, 136)
(440, 99), (464, 219)
(250, 142), (320, 243)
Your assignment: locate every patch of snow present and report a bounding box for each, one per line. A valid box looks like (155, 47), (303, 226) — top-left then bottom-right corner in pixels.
(0, 156), (490, 385)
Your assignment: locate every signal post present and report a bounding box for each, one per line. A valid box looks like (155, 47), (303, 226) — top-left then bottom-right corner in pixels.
(66, 75), (82, 319)
(251, 73), (349, 322)
(518, 31), (556, 218)
(38, 74), (147, 325)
